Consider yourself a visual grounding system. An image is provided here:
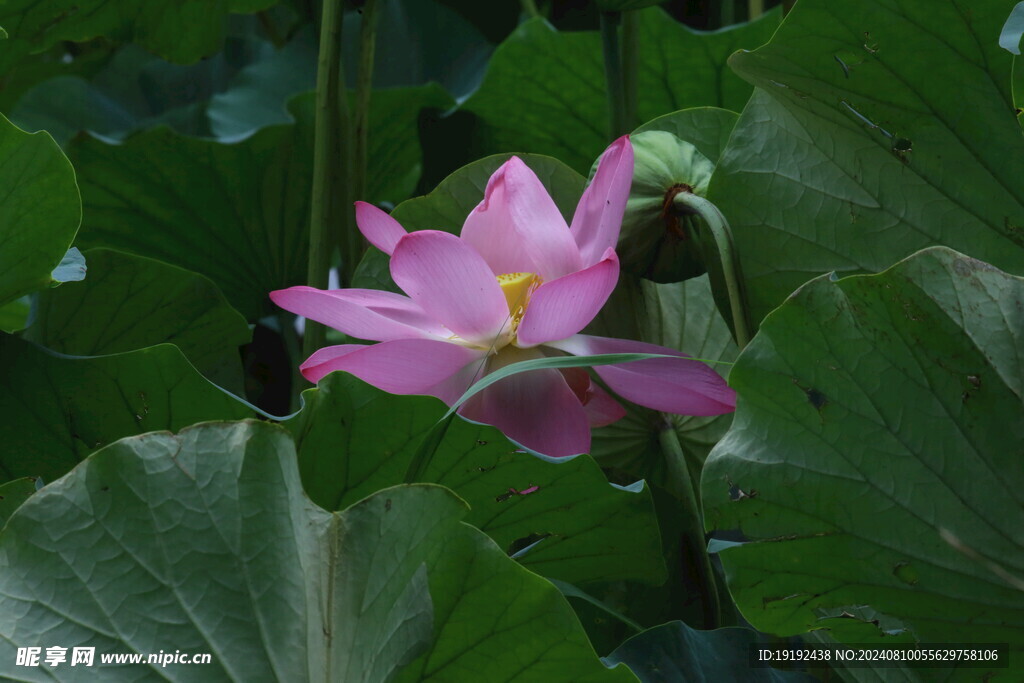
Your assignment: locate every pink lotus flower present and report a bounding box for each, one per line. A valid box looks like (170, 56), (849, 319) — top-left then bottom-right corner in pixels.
(271, 137), (735, 457)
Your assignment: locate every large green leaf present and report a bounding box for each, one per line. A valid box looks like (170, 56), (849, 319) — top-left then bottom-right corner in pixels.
(462, 8), (780, 172)
(603, 621), (817, 682)
(708, 0), (1024, 324)
(0, 114), (80, 307)
(0, 0), (276, 74)
(68, 97), (315, 320)
(352, 153), (586, 291)
(23, 248), (251, 392)
(287, 373), (666, 587)
(0, 334), (250, 484)
(0, 421), (636, 682)
(702, 248), (1024, 675)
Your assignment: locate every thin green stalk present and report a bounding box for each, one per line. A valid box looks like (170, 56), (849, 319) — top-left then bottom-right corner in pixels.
(349, 0), (379, 283)
(748, 0), (764, 19)
(621, 10), (640, 132)
(660, 423), (722, 630)
(305, 0), (348, 360)
(673, 191), (752, 349)
(519, 0), (540, 18)
(599, 11), (627, 140)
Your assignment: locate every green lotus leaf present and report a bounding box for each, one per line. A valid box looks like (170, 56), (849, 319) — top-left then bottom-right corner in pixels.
(708, 0), (1024, 324)
(0, 334), (250, 484)
(702, 247), (1024, 677)
(23, 248), (251, 392)
(67, 97), (314, 320)
(0, 421), (637, 682)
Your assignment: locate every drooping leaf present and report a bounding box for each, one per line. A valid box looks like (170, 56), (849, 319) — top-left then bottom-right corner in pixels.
(68, 96), (316, 320)
(708, 0), (1024, 324)
(24, 248), (252, 392)
(287, 373), (667, 587)
(443, 352), (704, 420)
(462, 8), (780, 172)
(0, 114), (80, 307)
(702, 248), (1024, 675)
(352, 153), (586, 291)
(0, 0), (277, 74)
(0, 421), (637, 682)
(603, 621), (818, 682)
(0, 333), (250, 484)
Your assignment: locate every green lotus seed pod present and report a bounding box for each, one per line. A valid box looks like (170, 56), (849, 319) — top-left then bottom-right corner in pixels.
(616, 130), (716, 283)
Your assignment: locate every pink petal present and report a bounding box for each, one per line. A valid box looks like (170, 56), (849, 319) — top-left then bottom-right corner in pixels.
(570, 136), (634, 267)
(546, 334), (736, 416)
(390, 230), (510, 347)
(299, 340), (487, 399)
(460, 366), (591, 458)
(559, 367), (626, 427)
(516, 248), (620, 347)
(269, 287), (448, 341)
(461, 157), (582, 280)
(355, 201), (407, 255)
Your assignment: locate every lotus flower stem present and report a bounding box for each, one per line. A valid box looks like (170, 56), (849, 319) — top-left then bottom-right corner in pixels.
(659, 422), (722, 629)
(305, 0), (350, 359)
(351, 0), (379, 276)
(599, 11), (628, 139)
(673, 191), (752, 348)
